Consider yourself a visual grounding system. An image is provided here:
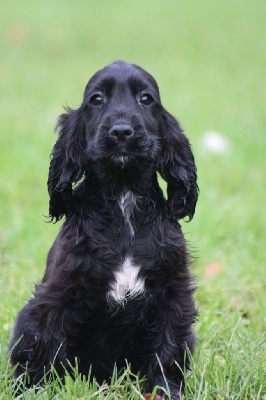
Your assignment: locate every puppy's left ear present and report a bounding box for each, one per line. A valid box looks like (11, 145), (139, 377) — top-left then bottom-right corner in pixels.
(158, 109), (198, 221)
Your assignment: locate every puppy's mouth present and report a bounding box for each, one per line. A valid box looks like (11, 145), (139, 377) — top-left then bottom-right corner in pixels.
(107, 148), (146, 168)
(110, 154), (130, 168)
(95, 139), (151, 168)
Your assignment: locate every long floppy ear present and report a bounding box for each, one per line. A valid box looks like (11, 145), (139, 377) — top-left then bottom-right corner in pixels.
(47, 107), (86, 222)
(158, 109), (198, 221)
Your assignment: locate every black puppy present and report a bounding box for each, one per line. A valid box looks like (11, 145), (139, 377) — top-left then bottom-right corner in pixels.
(9, 61), (198, 399)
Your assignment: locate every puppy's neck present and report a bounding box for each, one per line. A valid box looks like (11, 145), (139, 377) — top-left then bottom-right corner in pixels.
(118, 190), (140, 237)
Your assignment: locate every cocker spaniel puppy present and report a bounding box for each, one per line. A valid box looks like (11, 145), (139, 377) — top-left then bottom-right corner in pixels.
(9, 61), (198, 399)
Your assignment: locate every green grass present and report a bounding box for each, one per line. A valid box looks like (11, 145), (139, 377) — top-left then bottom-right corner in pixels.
(0, 0), (265, 398)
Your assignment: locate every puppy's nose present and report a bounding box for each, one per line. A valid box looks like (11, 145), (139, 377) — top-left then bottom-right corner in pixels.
(108, 125), (134, 141)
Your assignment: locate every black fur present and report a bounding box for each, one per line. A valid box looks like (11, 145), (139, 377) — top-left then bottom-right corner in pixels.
(9, 61), (198, 399)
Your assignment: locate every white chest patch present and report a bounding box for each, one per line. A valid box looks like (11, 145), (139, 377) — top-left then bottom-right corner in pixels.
(107, 257), (145, 305)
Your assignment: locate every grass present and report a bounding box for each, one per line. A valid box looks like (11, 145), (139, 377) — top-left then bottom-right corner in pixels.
(0, 0), (265, 398)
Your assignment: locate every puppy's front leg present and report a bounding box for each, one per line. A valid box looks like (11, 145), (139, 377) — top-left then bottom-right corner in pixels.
(9, 301), (68, 386)
(145, 295), (195, 400)
(146, 338), (183, 400)
(16, 282), (80, 385)
(27, 326), (68, 385)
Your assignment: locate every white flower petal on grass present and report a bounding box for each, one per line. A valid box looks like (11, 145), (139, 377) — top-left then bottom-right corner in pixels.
(202, 131), (231, 154)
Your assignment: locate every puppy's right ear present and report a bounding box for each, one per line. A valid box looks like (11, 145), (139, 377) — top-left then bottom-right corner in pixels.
(48, 107), (86, 222)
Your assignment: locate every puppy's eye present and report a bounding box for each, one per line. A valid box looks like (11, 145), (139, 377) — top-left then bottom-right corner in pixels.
(90, 94), (104, 106)
(139, 93), (154, 105)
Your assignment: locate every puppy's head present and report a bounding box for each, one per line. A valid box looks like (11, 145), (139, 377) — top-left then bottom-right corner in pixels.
(82, 61), (161, 170)
(48, 61), (198, 221)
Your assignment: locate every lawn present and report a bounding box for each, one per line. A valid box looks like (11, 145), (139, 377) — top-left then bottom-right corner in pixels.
(0, 0), (265, 398)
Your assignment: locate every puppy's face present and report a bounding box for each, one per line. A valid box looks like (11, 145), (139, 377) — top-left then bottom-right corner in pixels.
(81, 61), (162, 169)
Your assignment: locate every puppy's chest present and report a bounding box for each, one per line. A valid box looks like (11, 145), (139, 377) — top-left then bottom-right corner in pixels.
(107, 256), (145, 305)
(90, 191), (160, 305)
(106, 192), (148, 304)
